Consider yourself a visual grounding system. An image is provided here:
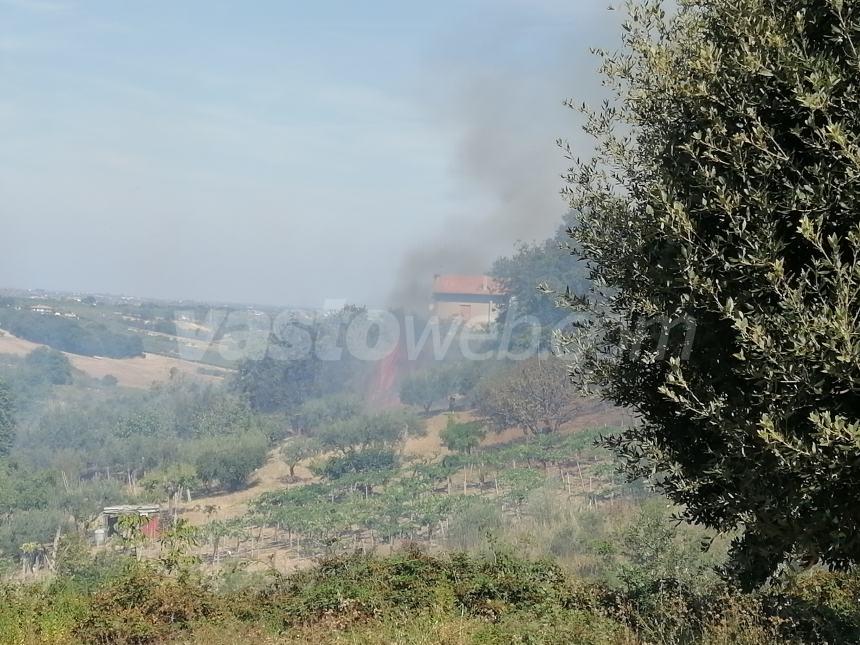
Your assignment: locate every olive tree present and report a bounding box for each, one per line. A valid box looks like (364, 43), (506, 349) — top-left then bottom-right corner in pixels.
(440, 419), (487, 455)
(317, 409), (425, 454)
(561, 0), (860, 587)
(291, 394), (363, 435)
(280, 436), (321, 478)
(399, 367), (457, 413)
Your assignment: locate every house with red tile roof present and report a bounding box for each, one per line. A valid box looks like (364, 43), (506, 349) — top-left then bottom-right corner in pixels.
(430, 274), (508, 327)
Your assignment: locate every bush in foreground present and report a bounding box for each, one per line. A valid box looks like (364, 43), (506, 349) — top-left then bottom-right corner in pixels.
(2, 547), (860, 643)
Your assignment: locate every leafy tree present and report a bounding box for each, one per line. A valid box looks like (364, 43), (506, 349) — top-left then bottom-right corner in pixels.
(0, 380), (14, 457)
(231, 355), (320, 414)
(231, 308), (376, 414)
(399, 367), (457, 413)
(141, 463), (199, 511)
(561, 0), (860, 587)
(280, 436), (321, 478)
(316, 409), (425, 454)
(312, 409), (422, 486)
(291, 394), (363, 435)
(158, 519), (201, 574)
(0, 462), (56, 519)
(491, 211), (591, 335)
(440, 418), (487, 455)
(187, 392), (256, 438)
(195, 432), (267, 491)
(0, 308), (143, 357)
(24, 347), (73, 385)
(319, 448), (399, 480)
(476, 357), (582, 435)
(101, 374), (119, 387)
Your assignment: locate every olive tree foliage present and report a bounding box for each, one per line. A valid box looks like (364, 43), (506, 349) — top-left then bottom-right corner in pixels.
(280, 436), (321, 478)
(316, 409), (426, 455)
(399, 367), (457, 413)
(291, 394), (363, 435)
(440, 418), (487, 455)
(559, 0), (860, 587)
(491, 211), (592, 340)
(24, 348), (73, 386)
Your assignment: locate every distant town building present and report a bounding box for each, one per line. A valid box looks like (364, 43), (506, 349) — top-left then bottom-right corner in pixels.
(430, 274), (508, 327)
(28, 304), (77, 319)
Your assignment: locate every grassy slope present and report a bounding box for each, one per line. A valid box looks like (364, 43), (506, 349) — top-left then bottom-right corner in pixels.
(0, 330), (229, 388)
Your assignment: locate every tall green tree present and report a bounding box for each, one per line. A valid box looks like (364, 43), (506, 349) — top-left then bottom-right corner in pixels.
(562, 0), (860, 587)
(491, 211), (591, 331)
(316, 409), (425, 455)
(291, 394), (363, 435)
(0, 380), (14, 457)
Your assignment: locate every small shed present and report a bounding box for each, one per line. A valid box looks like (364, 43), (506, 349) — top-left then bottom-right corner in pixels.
(101, 504), (162, 539)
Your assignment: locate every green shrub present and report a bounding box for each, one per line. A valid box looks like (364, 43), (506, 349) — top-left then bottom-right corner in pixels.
(75, 562), (219, 644)
(0, 547), (859, 643)
(24, 348), (73, 385)
(195, 432), (267, 491)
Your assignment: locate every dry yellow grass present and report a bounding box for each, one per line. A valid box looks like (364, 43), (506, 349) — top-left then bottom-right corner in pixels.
(174, 412), (464, 534)
(403, 405), (631, 455)
(0, 330), (229, 388)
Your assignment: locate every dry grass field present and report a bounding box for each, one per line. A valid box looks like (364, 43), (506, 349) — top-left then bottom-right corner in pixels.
(0, 330), (230, 388)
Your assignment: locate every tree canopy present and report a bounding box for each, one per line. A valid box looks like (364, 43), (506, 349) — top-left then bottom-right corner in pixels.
(562, 0), (860, 587)
(399, 367), (457, 413)
(280, 436), (321, 478)
(491, 211), (591, 332)
(24, 348), (73, 386)
(440, 418), (487, 455)
(0, 309), (143, 358)
(476, 357), (582, 435)
(316, 409), (425, 455)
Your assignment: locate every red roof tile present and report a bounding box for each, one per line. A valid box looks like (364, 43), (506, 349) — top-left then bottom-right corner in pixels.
(432, 274), (506, 296)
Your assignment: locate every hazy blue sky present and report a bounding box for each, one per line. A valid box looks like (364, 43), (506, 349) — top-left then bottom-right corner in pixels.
(0, 0), (619, 307)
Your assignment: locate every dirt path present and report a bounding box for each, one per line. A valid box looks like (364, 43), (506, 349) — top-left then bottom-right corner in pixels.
(176, 413), (457, 526)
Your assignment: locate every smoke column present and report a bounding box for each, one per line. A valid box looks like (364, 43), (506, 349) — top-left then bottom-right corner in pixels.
(389, 46), (595, 310)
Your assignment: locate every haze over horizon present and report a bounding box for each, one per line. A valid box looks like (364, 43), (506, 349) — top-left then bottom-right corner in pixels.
(1, 0), (618, 309)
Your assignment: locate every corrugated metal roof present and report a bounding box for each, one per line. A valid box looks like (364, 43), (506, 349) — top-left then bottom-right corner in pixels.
(103, 505), (161, 515)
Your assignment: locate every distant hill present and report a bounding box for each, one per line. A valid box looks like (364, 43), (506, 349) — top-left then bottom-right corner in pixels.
(0, 306), (144, 358)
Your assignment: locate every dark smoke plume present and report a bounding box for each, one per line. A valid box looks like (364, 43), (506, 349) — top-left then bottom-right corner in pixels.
(387, 5), (614, 312)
